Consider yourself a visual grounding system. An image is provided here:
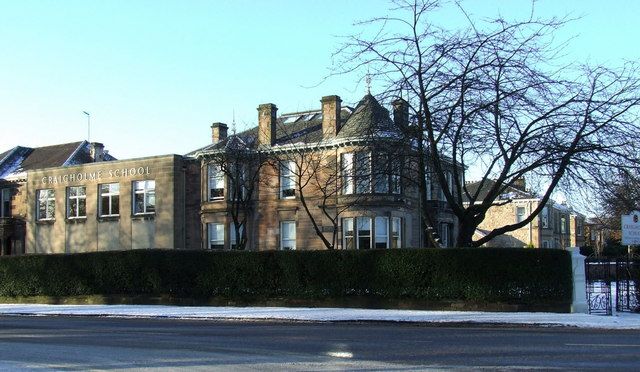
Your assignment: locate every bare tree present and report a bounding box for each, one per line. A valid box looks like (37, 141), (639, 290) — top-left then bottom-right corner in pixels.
(203, 135), (266, 250)
(334, 0), (640, 247)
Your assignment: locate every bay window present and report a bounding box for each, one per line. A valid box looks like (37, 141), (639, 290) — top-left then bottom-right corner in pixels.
(354, 153), (371, 194)
(357, 217), (371, 249)
(391, 217), (402, 248)
(342, 151), (401, 195)
(342, 216), (403, 249)
(374, 216), (389, 249)
(341, 153), (354, 194)
(208, 164), (224, 200)
(343, 218), (355, 250)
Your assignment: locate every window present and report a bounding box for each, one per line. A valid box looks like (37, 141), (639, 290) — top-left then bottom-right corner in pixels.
(0, 188), (10, 218)
(425, 172), (432, 200)
(280, 161), (296, 198)
(440, 223), (450, 247)
(540, 207), (549, 228)
(390, 157), (401, 194)
(375, 217), (389, 249)
(560, 216), (567, 234)
(207, 223), (224, 249)
(67, 186), (87, 219)
(343, 217), (355, 249)
(208, 164), (224, 200)
(357, 217), (371, 249)
(37, 189), (55, 221)
(440, 171), (452, 201)
(230, 223), (244, 250)
(341, 153), (354, 194)
(133, 180), (155, 215)
(280, 221), (296, 250)
(99, 183), (120, 217)
(373, 154), (389, 193)
(354, 152), (371, 193)
(542, 240), (549, 248)
(229, 163), (247, 201)
(516, 206), (526, 223)
(391, 217), (402, 248)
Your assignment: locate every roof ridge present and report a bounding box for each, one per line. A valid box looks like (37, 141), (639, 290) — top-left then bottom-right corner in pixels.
(62, 140), (88, 166)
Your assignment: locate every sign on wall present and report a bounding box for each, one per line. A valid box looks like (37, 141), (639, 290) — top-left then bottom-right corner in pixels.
(621, 210), (640, 245)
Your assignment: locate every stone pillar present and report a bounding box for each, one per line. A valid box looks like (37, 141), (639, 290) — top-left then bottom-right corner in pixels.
(569, 247), (588, 313)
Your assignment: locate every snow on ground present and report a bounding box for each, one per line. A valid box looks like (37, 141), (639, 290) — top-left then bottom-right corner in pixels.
(0, 304), (638, 329)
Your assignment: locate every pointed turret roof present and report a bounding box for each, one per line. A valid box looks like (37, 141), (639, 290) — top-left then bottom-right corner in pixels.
(336, 94), (398, 140)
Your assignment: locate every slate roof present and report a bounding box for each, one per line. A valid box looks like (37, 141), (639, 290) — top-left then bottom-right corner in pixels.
(0, 141), (116, 179)
(188, 94), (403, 157)
(463, 179), (537, 203)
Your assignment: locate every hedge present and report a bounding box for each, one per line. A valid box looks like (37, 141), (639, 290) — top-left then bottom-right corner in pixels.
(0, 248), (572, 305)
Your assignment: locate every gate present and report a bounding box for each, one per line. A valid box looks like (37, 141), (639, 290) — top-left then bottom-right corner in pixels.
(585, 255), (640, 315)
(585, 258), (612, 315)
(616, 256), (640, 313)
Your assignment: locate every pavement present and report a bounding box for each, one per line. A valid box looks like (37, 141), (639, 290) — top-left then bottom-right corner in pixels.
(0, 303), (639, 329)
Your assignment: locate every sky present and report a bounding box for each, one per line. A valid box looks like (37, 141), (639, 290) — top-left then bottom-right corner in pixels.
(1, 0), (639, 159)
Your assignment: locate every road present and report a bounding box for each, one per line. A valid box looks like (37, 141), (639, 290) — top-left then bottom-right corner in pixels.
(0, 316), (638, 370)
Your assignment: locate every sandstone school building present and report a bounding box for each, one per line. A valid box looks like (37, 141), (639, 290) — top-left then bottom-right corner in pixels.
(1, 94), (462, 255)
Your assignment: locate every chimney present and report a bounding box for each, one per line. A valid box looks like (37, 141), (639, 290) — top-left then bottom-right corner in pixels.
(321, 95), (342, 138)
(512, 178), (526, 191)
(392, 98), (409, 127)
(257, 103), (277, 146)
(89, 142), (105, 162)
(211, 122), (228, 144)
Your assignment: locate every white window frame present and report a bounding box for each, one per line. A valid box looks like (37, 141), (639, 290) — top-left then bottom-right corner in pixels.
(37, 189), (55, 221)
(67, 186), (87, 219)
(230, 222), (244, 250)
(133, 180), (156, 215)
(342, 217), (355, 249)
(0, 188), (10, 218)
(341, 153), (355, 195)
(208, 164), (225, 201)
(207, 223), (225, 250)
(280, 221), (296, 250)
(374, 216), (389, 249)
(516, 206), (526, 223)
(99, 183), (120, 217)
(280, 161), (296, 199)
(391, 217), (402, 248)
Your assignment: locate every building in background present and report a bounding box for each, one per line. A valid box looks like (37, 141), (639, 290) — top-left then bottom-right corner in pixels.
(464, 179), (585, 248)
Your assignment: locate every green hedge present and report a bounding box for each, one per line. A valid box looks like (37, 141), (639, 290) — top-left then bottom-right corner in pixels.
(0, 248), (572, 305)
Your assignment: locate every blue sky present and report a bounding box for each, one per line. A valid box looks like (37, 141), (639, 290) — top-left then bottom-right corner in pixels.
(1, 0), (638, 159)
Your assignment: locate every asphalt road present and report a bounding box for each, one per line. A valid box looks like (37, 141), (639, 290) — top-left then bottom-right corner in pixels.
(0, 316), (639, 371)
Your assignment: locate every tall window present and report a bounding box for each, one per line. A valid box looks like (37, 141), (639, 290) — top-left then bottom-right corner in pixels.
(357, 217), (371, 249)
(208, 164), (224, 200)
(67, 186), (87, 219)
(560, 216), (567, 234)
(208, 223), (224, 249)
(343, 218), (355, 249)
(354, 152), (371, 194)
(0, 188), (10, 218)
(230, 222), (244, 250)
(374, 216), (389, 249)
(425, 171), (433, 200)
(99, 183), (120, 217)
(373, 154), (389, 193)
(37, 189), (55, 221)
(391, 217), (402, 248)
(341, 153), (354, 194)
(280, 221), (296, 250)
(133, 180), (155, 215)
(390, 157), (401, 194)
(280, 161), (296, 199)
(440, 223), (450, 247)
(229, 163), (246, 201)
(540, 206), (549, 228)
(516, 206), (526, 223)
